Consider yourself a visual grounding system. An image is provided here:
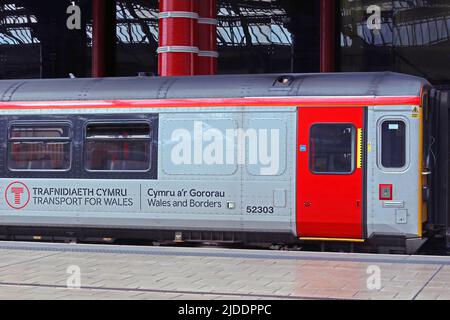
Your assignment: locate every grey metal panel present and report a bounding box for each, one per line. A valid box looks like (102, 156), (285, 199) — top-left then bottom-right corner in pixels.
(241, 111), (297, 234)
(0, 216), (80, 226)
(0, 217), (292, 234)
(163, 74), (288, 99)
(366, 106), (421, 237)
(5, 77), (165, 101)
(297, 72), (426, 97)
(81, 77), (165, 100)
(1, 72), (427, 102)
(155, 109), (296, 234)
(160, 116), (240, 175)
(373, 73), (428, 96)
(0, 80), (26, 101)
(5, 78), (98, 101)
(296, 72), (381, 96)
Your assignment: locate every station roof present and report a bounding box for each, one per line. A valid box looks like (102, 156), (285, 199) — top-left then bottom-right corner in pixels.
(0, 72), (428, 102)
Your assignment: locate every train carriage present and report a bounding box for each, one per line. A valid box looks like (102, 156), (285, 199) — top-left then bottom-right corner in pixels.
(0, 72), (437, 253)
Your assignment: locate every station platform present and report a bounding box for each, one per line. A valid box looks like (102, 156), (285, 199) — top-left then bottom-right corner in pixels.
(0, 241), (449, 300)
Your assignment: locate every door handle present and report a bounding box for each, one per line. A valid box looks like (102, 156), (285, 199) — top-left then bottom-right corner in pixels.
(304, 201), (312, 207)
(356, 200), (360, 208)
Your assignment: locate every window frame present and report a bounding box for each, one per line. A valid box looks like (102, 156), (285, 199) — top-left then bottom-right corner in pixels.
(7, 121), (73, 172)
(83, 120), (153, 173)
(377, 117), (410, 172)
(309, 122), (356, 175)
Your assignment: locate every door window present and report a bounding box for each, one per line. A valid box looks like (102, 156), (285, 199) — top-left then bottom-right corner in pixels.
(380, 120), (406, 169)
(309, 124), (355, 174)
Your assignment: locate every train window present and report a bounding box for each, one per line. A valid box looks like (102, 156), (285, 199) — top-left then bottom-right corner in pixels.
(381, 120), (406, 168)
(310, 124), (355, 174)
(8, 124), (71, 171)
(84, 122), (151, 172)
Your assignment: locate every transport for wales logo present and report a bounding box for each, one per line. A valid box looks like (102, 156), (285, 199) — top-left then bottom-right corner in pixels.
(5, 181), (30, 210)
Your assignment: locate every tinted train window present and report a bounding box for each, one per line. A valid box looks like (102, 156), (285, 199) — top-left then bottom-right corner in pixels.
(8, 124), (71, 171)
(84, 123), (151, 172)
(381, 121), (406, 168)
(310, 124), (355, 174)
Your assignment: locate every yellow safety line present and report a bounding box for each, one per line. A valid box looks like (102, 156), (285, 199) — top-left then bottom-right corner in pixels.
(299, 237), (365, 243)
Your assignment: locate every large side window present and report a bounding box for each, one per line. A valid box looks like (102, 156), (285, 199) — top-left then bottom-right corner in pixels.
(381, 120), (406, 168)
(84, 122), (151, 172)
(310, 124), (355, 174)
(8, 123), (71, 171)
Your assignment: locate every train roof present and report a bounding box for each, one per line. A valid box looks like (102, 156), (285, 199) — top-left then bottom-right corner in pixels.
(0, 72), (428, 102)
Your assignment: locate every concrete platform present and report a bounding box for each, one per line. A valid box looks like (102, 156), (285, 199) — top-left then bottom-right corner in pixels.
(0, 241), (449, 300)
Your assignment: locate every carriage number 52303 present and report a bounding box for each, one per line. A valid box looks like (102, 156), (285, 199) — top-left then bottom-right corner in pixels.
(246, 206), (274, 214)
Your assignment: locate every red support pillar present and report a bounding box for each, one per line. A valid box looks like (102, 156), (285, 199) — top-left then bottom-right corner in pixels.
(92, 0), (115, 77)
(92, 0), (106, 77)
(197, 0), (218, 75)
(158, 0), (199, 76)
(320, 0), (335, 72)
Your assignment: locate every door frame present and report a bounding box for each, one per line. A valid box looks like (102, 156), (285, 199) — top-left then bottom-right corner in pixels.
(296, 106), (367, 240)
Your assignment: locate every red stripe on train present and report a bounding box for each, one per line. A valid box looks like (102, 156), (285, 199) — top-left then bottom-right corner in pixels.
(0, 96), (421, 110)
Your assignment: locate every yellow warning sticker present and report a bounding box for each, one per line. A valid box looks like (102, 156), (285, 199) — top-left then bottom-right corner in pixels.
(357, 128), (363, 169)
(412, 106), (419, 118)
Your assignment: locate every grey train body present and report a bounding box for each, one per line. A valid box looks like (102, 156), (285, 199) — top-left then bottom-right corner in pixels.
(0, 72), (434, 249)
(0, 108), (298, 237)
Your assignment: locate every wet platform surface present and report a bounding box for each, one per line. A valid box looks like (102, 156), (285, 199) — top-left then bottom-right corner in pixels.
(0, 241), (449, 300)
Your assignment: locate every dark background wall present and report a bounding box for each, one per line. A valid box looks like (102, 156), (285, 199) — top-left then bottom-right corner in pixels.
(340, 0), (450, 85)
(0, 0), (92, 79)
(0, 0), (449, 85)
